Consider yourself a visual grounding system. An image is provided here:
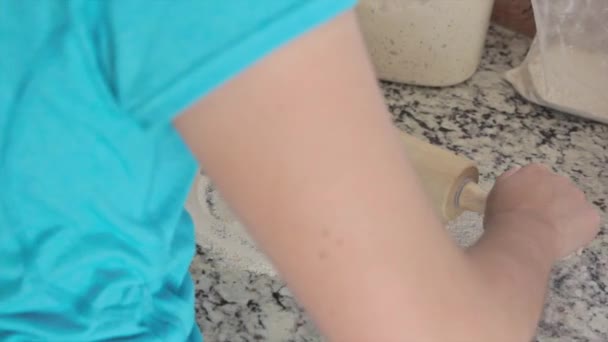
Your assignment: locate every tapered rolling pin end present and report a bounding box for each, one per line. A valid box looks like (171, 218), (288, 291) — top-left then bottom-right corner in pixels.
(458, 181), (488, 214)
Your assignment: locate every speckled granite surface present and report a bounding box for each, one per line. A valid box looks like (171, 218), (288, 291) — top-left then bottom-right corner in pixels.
(189, 25), (608, 342)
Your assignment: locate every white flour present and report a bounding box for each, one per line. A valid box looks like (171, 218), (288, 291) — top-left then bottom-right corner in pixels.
(187, 174), (483, 276)
(506, 41), (608, 123)
(186, 174), (277, 275)
(355, 0), (493, 86)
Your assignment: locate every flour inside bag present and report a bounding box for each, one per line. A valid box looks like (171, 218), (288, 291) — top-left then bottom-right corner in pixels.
(505, 0), (608, 123)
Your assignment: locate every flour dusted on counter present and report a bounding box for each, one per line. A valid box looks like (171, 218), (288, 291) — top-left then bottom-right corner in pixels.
(505, 40), (608, 123)
(185, 174), (277, 275)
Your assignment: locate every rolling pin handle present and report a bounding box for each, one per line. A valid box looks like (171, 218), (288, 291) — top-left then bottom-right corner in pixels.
(457, 181), (488, 214)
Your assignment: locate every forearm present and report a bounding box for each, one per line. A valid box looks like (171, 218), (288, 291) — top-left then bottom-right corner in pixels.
(325, 212), (556, 342)
(294, 190), (556, 342)
(262, 191), (555, 342)
(466, 214), (555, 341)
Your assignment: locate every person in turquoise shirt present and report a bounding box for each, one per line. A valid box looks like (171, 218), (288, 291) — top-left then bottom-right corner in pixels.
(0, 1), (599, 341)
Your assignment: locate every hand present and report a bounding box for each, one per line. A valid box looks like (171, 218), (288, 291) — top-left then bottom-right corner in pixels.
(484, 164), (600, 259)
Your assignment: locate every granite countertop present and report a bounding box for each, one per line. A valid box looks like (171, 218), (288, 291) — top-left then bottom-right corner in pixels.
(189, 25), (608, 342)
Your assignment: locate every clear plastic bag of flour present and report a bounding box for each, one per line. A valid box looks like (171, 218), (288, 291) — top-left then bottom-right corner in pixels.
(505, 0), (608, 123)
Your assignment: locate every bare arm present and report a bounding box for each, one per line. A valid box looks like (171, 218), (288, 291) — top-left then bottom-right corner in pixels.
(175, 11), (598, 341)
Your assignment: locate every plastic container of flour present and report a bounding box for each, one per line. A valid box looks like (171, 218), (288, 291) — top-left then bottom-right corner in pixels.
(505, 0), (608, 123)
(356, 0), (495, 86)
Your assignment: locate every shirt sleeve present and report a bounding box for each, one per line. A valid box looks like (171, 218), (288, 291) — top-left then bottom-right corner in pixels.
(99, 0), (357, 127)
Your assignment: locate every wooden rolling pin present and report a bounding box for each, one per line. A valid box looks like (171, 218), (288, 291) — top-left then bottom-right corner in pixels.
(400, 133), (488, 222)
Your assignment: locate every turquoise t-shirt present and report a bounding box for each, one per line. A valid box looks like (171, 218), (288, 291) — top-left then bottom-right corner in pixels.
(0, 1), (356, 340)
